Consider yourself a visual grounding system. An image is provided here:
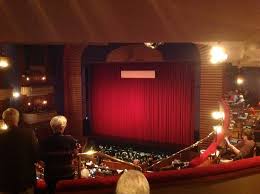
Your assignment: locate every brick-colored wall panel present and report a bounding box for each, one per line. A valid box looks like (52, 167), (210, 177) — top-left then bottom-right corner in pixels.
(63, 45), (86, 140)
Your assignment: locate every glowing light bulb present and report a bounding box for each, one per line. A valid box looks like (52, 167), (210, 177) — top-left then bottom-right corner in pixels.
(42, 100), (47, 105)
(41, 76), (46, 81)
(236, 77), (244, 85)
(12, 91), (20, 98)
(0, 122), (8, 130)
(26, 77), (30, 81)
(211, 111), (224, 120)
(0, 57), (9, 68)
(210, 46), (228, 64)
(27, 102), (31, 106)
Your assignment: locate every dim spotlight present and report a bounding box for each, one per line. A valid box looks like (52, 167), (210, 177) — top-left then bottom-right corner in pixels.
(210, 46), (228, 64)
(236, 77), (244, 85)
(211, 111), (224, 120)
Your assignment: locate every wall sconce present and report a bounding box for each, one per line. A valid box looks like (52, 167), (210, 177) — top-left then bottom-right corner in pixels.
(12, 91), (20, 98)
(210, 46), (228, 64)
(0, 56), (9, 68)
(236, 76), (244, 85)
(41, 76), (46, 81)
(0, 120), (8, 130)
(42, 100), (48, 105)
(211, 111), (224, 120)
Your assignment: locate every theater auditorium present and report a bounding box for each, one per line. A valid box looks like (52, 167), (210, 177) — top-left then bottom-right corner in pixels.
(1, 1), (260, 194)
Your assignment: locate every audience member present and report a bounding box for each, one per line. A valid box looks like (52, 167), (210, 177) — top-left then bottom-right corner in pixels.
(40, 116), (78, 194)
(116, 170), (150, 194)
(0, 108), (38, 194)
(225, 128), (256, 160)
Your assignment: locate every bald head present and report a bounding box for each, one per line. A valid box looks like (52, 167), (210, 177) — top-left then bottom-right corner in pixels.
(2, 108), (20, 127)
(116, 170), (150, 194)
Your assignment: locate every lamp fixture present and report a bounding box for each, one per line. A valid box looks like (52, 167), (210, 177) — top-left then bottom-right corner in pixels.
(41, 76), (46, 81)
(0, 121), (8, 130)
(211, 111), (224, 120)
(0, 56), (9, 68)
(12, 91), (20, 98)
(42, 100), (47, 105)
(210, 46), (228, 64)
(236, 76), (244, 85)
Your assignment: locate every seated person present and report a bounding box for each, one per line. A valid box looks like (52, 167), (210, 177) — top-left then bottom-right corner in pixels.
(224, 128), (256, 160)
(116, 170), (150, 194)
(40, 116), (78, 194)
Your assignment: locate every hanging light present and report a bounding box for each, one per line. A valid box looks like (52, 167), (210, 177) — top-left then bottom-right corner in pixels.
(0, 56), (9, 68)
(41, 76), (46, 81)
(26, 77), (30, 81)
(210, 46), (228, 64)
(27, 102), (32, 106)
(42, 100), (48, 105)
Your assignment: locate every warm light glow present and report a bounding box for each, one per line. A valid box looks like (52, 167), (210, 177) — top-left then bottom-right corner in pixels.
(12, 91), (20, 98)
(85, 150), (97, 155)
(41, 76), (46, 81)
(211, 111), (224, 120)
(144, 42), (163, 49)
(236, 77), (244, 85)
(210, 46), (228, 64)
(26, 77), (30, 81)
(0, 122), (8, 130)
(0, 57), (9, 68)
(213, 125), (223, 134)
(42, 100), (47, 105)
(27, 102), (31, 106)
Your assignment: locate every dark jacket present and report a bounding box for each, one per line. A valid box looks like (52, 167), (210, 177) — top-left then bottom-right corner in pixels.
(0, 126), (39, 192)
(40, 133), (77, 181)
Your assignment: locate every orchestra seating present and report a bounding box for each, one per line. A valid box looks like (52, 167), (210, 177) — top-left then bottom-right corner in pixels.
(36, 156), (260, 194)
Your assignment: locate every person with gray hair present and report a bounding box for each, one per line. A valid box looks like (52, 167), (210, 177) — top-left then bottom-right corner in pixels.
(40, 115), (78, 194)
(116, 170), (150, 194)
(0, 108), (38, 194)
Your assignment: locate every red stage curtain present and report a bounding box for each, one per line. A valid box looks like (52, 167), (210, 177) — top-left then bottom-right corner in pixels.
(90, 63), (194, 145)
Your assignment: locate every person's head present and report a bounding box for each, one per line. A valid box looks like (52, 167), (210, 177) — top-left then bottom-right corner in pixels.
(242, 128), (254, 141)
(116, 170), (150, 194)
(2, 108), (19, 127)
(50, 115), (67, 134)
